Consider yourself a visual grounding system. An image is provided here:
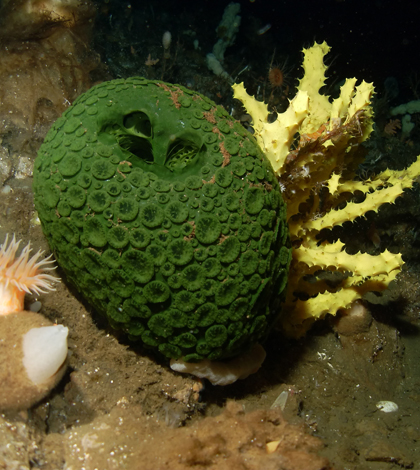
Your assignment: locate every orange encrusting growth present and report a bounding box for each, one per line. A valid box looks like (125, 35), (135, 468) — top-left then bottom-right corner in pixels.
(0, 234), (59, 315)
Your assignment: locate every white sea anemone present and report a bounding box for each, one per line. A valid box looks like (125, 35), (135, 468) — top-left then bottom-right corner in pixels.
(0, 234), (59, 315)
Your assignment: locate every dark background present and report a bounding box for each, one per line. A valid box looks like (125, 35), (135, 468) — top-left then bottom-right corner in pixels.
(115, 0), (418, 102)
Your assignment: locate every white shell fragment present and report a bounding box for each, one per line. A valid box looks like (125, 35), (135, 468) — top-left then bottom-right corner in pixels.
(22, 325), (69, 385)
(376, 401), (399, 413)
(270, 391), (288, 411)
(170, 343), (266, 386)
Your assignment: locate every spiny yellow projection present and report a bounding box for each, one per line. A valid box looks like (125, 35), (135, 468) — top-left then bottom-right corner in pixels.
(233, 41), (420, 337)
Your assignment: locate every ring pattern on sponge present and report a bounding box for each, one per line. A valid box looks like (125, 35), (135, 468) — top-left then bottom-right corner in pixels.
(33, 77), (291, 362)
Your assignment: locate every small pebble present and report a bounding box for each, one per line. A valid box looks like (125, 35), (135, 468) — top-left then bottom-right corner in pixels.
(29, 301), (42, 313)
(376, 401), (398, 413)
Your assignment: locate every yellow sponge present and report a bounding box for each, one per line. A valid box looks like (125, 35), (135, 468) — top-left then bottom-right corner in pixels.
(233, 41), (420, 336)
(232, 84), (309, 173)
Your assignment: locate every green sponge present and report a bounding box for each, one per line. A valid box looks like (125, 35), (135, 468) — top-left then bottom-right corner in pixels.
(33, 77), (291, 361)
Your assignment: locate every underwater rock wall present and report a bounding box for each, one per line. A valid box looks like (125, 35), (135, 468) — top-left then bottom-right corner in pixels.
(0, 0), (101, 184)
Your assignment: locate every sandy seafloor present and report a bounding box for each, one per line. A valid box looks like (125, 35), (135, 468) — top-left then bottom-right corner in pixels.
(1, 1), (420, 468)
(2, 177), (420, 469)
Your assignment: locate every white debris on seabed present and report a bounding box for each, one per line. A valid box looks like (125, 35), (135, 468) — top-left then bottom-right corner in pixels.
(15, 156), (33, 179)
(376, 401), (399, 413)
(270, 390), (288, 411)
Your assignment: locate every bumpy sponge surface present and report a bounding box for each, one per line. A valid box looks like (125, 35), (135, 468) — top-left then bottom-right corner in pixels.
(33, 78), (291, 361)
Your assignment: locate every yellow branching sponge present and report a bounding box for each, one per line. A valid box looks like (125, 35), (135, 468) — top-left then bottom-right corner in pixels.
(233, 41), (420, 337)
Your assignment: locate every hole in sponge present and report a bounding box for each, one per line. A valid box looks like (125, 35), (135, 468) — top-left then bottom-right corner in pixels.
(117, 133), (154, 165)
(123, 112), (152, 137)
(166, 139), (200, 171)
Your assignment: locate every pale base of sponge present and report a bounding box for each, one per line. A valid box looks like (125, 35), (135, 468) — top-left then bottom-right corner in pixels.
(333, 300), (372, 336)
(0, 311), (68, 410)
(170, 344), (266, 386)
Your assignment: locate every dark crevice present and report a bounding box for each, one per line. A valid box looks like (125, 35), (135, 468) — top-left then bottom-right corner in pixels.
(117, 133), (154, 165)
(123, 111), (152, 138)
